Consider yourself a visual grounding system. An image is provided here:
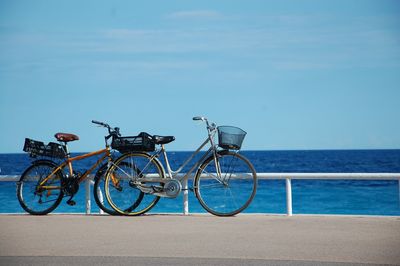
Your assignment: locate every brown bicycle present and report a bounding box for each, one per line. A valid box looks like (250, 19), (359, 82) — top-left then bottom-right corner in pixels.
(17, 120), (121, 215)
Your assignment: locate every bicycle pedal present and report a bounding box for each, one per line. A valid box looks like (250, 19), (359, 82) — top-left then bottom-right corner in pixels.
(67, 200), (76, 206)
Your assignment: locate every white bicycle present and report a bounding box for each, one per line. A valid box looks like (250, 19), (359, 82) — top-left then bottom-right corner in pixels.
(104, 117), (257, 216)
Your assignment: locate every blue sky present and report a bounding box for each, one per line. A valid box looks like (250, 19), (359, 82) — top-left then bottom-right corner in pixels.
(0, 0), (399, 152)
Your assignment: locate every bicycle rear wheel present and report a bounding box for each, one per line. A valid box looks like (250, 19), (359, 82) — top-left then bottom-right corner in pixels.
(17, 161), (64, 215)
(104, 152), (165, 216)
(194, 151), (257, 216)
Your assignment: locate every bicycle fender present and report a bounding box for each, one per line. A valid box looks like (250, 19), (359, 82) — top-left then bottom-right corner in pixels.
(198, 150), (231, 168)
(17, 159), (60, 183)
(94, 163), (108, 180)
(194, 150), (235, 185)
(30, 159), (58, 167)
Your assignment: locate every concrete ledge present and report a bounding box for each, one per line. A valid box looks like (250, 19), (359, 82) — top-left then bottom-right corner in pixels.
(0, 256), (392, 266)
(1, 215), (399, 265)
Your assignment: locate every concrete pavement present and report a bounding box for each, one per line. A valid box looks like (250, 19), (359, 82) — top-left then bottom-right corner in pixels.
(1, 214), (399, 265)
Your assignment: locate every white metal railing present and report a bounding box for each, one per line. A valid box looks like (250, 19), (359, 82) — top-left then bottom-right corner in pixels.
(256, 173), (400, 216)
(1, 173), (399, 216)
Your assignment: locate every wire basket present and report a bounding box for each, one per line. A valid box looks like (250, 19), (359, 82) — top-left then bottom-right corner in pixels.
(111, 132), (155, 154)
(23, 138), (66, 158)
(217, 126), (246, 150)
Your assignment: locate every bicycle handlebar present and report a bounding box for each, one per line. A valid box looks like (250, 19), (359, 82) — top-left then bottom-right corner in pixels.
(92, 120), (121, 138)
(193, 116), (216, 132)
(193, 116), (206, 121)
(92, 120), (109, 128)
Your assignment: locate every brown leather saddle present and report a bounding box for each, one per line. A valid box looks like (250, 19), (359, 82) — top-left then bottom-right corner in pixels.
(54, 133), (79, 142)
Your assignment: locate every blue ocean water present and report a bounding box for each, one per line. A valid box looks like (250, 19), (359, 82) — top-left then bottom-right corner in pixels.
(1, 150), (399, 215)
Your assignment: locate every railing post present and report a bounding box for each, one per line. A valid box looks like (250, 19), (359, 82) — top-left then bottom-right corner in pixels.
(85, 179), (91, 215)
(96, 183), (105, 215)
(183, 178), (189, 215)
(286, 178), (293, 216)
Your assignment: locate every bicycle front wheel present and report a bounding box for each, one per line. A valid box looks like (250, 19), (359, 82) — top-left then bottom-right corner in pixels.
(93, 163), (118, 215)
(104, 152), (165, 216)
(194, 151), (257, 216)
(17, 161), (64, 215)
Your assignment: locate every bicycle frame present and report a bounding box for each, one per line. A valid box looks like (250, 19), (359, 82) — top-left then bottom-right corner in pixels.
(162, 138), (212, 181)
(39, 147), (112, 189)
(145, 126), (221, 183)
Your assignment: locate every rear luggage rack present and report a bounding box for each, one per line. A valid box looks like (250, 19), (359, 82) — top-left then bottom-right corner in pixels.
(23, 138), (66, 158)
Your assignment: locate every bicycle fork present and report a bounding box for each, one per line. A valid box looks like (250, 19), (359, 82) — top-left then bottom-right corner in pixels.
(212, 152), (224, 183)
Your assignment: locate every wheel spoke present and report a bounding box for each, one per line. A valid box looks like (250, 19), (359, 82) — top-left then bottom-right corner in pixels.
(195, 152), (257, 216)
(104, 153), (163, 216)
(17, 162), (63, 215)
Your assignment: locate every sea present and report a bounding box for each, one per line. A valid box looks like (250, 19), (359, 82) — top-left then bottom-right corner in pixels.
(1, 150), (399, 215)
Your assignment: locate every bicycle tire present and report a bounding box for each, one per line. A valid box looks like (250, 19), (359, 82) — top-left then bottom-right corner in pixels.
(194, 150), (257, 216)
(104, 152), (165, 216)
(17, 160), (64, 215)
(93, 163), (119, 215)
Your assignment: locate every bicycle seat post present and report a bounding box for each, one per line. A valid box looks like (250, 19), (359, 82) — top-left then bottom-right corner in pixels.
(63, 142), (70, 158)
(54, 132), (79, 164)
(63, 142), (74, 176)
(158, 144), (172, 178)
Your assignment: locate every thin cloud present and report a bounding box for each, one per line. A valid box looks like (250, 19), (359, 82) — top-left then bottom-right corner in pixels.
(274, 61), (331, 70)
(1, 12), (399, 76)
(167, 10), (223, 20)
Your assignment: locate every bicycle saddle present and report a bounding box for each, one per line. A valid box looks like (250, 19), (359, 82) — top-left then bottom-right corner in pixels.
(153, 135), (175, 145)
(54, 133), (79, 142)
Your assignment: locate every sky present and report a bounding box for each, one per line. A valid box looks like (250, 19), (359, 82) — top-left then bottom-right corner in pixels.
(0, 0), (399, 152)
